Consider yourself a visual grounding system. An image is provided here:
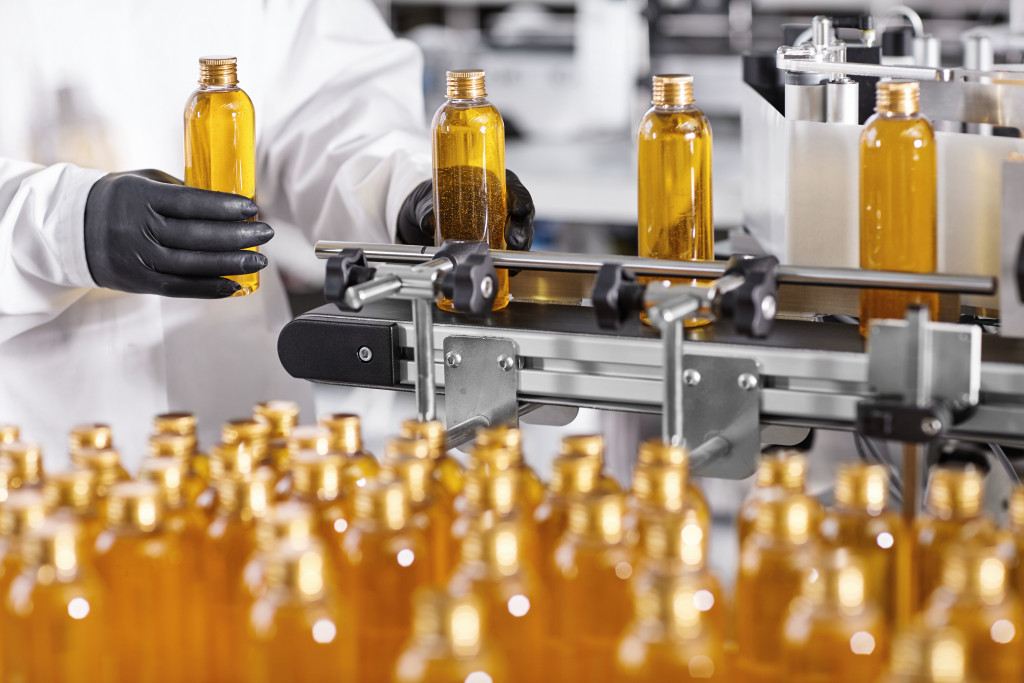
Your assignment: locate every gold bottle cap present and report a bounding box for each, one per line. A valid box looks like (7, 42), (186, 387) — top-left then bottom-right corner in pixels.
(221, 418), (270, 460)
(209, 442), (258, 481)
(215, 469), (274, 520)
(939, 544), (1009, 602)
(0, 441), (44, 488)
(835, 463), (889, 515)
(74, 447), (128, 493)
(446, 70), (486, 99)
(926, 466), (983, 520)
(469, 444), (519, 474)
(287, 426), (332, 457)
(876, 79), (920, 116)
(382, 455), (433, 506)
(1010, 486), (1024, 532)
(800, 549), (866, 609)
(753, 495), (816, 543)
(476, 426), (522, 455)
(319, 413), (364, 454)
(353, 480), (411, 531)
(0, 489), (47, 537)
(550, 455), (601, 496)
(264, 539), (327, 598)
(43, 469), (97, 515)
(255, 501), (316, 552)
(153, 412), (197, 437)
(0, 459), (15, 503)
(411, 588), (485, 657)
(23, 519), (80, 573)
(559, 434), (604, 462)
(461, 517), (523, 575)
(631, 463), (688, 513)
(199, 55), (239, 87)
(401, 421), (447, 458)
(567, 492), (625, 544)
(463, 468), (519, 516)
(290, 451), (345, 502)
(637, 439), (688, 467)
(69, 423), (113, 461)
(755, 449), (808, 492)
(888, 625), (967, 681)
(106, 481), (164, 531)
(641, 508), (707, 568)
(254, 400), (300, 440)
(0, 425), (19, 444)
(385, 437), (432, 463)
(140, 457), (186, 510)
(652, 74), (694, 107)
(147, 433), (193, 464)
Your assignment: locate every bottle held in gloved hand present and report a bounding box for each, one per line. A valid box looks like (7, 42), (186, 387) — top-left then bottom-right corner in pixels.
(184, 56), (258, 296)
(637, 74), (713, 327)
(431, 69), (510, 312)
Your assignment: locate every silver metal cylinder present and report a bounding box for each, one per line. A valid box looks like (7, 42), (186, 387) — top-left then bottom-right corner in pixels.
(785, 80), (826, 121)
(412, 298), (436, 422)
(913, 35), (941, 68)
(826, 78), (859, 124)
(963, 33), (993, 71)
(1013, 0), (1024, 35)
(812, 15), (833, 49)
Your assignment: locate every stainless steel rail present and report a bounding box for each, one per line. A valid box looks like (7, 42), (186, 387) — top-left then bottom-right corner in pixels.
(314, 241), (997, 295)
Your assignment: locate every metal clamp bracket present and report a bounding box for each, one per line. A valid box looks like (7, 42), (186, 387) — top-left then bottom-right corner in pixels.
(443, 336), (520, 443)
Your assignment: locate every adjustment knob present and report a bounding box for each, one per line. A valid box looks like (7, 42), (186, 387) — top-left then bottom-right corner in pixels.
(592, 264), (647, 330)
(442, 253), (498, 318)
(720, 255), (779, 338)
(323, 249), (375, 311)
(1016, 235), (1023, 304)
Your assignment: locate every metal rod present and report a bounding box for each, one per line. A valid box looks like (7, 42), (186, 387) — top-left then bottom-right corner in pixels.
(411, 298), (436, 422)
(443, 403), (543, 450)
(690, 435), (732, 473)
(777, 55), (953, 81)
(314, 242), (996, 295)
(343, 275), (402, 311)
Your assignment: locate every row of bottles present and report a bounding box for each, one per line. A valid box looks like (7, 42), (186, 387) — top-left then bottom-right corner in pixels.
(0, 412), (1019, 682)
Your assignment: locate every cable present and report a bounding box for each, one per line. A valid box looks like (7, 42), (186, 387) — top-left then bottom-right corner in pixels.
(876, 5), (925, 38)
(989, 443), (1021, 484)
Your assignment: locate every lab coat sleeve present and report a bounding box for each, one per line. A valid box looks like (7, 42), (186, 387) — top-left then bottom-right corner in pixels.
(255, 0), (431, 247)
(0, 158), (105, 316)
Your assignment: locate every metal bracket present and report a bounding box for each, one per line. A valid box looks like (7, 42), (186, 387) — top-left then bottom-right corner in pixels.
(682, 354), (762, 480)
(443, 336), (520, 437)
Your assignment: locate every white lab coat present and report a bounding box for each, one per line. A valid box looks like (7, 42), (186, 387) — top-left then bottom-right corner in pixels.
(0, 0), (431, 470)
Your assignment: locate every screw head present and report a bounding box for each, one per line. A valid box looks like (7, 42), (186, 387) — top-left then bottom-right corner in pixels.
(357, 346), (373, 363)
(761, 295), (777, 321)
(738, 373), (759, 391)
(683, 369), (702, 386)
(921, 417), (942, 437)
(480, 276), (494, 299)
(445, 352), (462, 368)
(497, 355), (515, 372)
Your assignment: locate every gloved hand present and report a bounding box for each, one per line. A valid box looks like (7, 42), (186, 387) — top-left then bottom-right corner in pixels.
(84, 169), (273, 298)
(397, 169), (535, 254)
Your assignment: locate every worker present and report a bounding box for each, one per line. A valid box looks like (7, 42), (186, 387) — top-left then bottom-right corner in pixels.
(0, 0), (533, 467)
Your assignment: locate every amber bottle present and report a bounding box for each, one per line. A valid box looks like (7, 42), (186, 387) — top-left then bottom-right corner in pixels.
(222, 418), (271, 467)
(0, 424), (18, 444)
(534, 449), (603, 578)
(244, 500), (317, 602)
(289, 451), (349, 577)
(1008, 485), (1024, 594)
(148, 433), (206, 507)
(0, 489), (48, 609)
(152, 411), (209, 488)
(781, 550), (889, 682)
(0, 440), (44, 489)
(93, 481), (186, 683)
(474, 426), (545, 510)
(737, 448), (815, 547)
(43, 468), (102, 562)
(319, 413), (381, 492)
(401, 419), (466, 498)
(3, 520), (114, 683)
(395, 589), (507, 683)
(68, 423), (113, 461)
(880, 625), (969, 683)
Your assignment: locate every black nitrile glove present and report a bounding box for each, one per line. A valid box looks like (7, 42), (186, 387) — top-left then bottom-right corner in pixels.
(396, 169), (535, 256)
(83, 169), (273, 298)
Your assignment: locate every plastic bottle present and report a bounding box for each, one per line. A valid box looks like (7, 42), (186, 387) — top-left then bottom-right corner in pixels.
(152, 411), (208, 488)
(534, 453), (603, 584)
(73, 447), (131, 502)
(735, 495), (820, 682)
(184, 56), (258, 296)
(737, 448), (815, 547)
(93, 481), (186, 683)
(781, 550), (889, 682)
(431, 69), (509, 312)
(451, 467), (527, 573)
(921, 544), (1024, 681)
(627, 440), (709, 556)
(68, 422), (113, 460)
(395, 588), (507, 683)
(1007, 485), (1024, 594)
(148, 433), (206, 507)
(552, 492), (634, 682)
(0, 440), (44, 489)
(3, 520), (114, 683)
(319, 413), (381, 494)
(222, 418), (271, 468)
(0, 489), (48, 606)
(401, 419), (466, 499)
(637, 74), (713, 328)
(288, 451), (349, 577)
(474, 426), (545, 509)
(859, 79), (938, 337)
(43, 469), (102, 562)
(243, 500), (317, 602)
(0, 424), (18, 444)
(880, 625), (969, 683)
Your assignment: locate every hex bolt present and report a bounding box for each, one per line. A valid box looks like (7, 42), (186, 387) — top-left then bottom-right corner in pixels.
(921, 417), (942, 437)
(357, 346), (373, 363)
(445, 352), (462, 368)
(738, 373), (759, 391)
(683, 369), (702, 386)
(497, 355), (515, 372)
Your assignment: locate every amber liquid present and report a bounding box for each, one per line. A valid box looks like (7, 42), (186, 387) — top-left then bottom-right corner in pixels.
(3, 569), (113, 683)
(340, 522), (431, 683)
(616, 637), (729, 682)
(858, 112), (938, 337)
(394, 645), (507, 683)
(184, 85), (258, 296)
(913, 516), (996, 610)
(204, 515), (260, 683)
(165, 505), (211, 681)
(781, 602), (888, 683)
(432, 99), (509, 312)
(637, 104), (713, 328)
(93, 529), (186, 683)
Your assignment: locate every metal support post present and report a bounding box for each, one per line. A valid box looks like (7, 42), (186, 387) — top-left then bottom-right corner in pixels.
(650, 297), (701, 447)
(412, 298), (436, 422)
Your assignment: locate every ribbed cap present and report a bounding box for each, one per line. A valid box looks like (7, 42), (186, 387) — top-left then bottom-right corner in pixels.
(0, 460), (12, 503)
(559, 435), (604, 463)
(401, 421), (447, 458)
(476, 427), (522, 455)
(446, 70), (486, 99)
(215, 469), (274, 521)
(876, 79), (920, 115)
(69, 423), (112, 461)
(412, 588), (485, 657)
(641, 508), (707, 568)
(835, 463), (888, 515)
(386, 437), (432, 463)
(23, 519), (79, 572)
(153, 411), (196, 436)
(652, 74), (694, 107)
(319, 414), (363, 454)
(287, 426), (332, 457)
(461, 517), (522, 575)
(464, 469), (518, 516)
(254, 401), (300, 440)
(637, 439), (688, 467)
(631, 463), (688, 513)
(888, 626), (967, 681)
(209, 442), (258, 481)
(43, 469), (96, 515)
(756, 449), (808, 492)
(567, 492), (624, 544)
(254, 501), (316, 552)
(264, 539), (327, 599)
(106, 481), (164, 531)
(0, 425), (18, 444)
(0, 489), (46, 537)
(0, 441), (44, 488)
(754, 495), (816, 543)
(353, 480), (411, 530)
(147, 434), (192, 464)
(382, 455), (433, 506)
(1010, 486), (1024, 532)
(221, 419), (270, 461)
(290, 451), (344, 503)
(926, 467), (983, 520)
(939, 544), (1009, 602)
(140, 457), (186, 510)
(551, 455), (601, 496)
(198, 56), (238, 87)
(73, 448), (128, 494)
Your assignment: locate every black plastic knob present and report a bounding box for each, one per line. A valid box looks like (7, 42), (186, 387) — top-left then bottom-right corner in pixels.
(323, 249), (376, 311)
(720, 254), (780, 338)
(592, 264), (647, 330)
(441, 253), (497, 318)
(1016, 235), (1023, 304)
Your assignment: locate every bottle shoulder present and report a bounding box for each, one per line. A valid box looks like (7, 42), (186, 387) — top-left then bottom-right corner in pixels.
(184, 86), (255, 120)
(432, 100), (505, 130)
(638, 105), (712, 138)
(861, 114), (934, 145)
